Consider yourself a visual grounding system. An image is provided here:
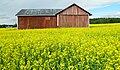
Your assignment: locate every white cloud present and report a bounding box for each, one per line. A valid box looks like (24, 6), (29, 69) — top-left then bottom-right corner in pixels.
(116, 12), (120, 15)
(67, 0), (120, 9)
(91, 11), (120, 18)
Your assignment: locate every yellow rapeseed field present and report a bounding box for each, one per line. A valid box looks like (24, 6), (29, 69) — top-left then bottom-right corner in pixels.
(0, 23), (120, 70)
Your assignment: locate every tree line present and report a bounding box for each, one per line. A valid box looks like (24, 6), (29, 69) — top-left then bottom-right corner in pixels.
(90, 18), (120, 24)
(0, 24), (17, 28)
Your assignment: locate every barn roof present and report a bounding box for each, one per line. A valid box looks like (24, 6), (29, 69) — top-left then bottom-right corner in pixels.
(16, 3), (92, 16)
(16, 9), (62, 16)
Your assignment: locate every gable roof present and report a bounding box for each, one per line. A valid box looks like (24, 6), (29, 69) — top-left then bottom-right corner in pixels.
(56, 3), (92, 16)
(16, 9), (62, 16)
(16, 3), (92, 16)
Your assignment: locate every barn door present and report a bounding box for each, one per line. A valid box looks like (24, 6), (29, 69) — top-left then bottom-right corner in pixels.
(59, 15), (88, 27)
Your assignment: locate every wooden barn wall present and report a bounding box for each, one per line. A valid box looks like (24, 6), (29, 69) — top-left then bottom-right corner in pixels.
(60, 5), (88, 15)
(59, 15), (89, 27)
(18, 16), (57, 29)
(57, 5), (89, 27)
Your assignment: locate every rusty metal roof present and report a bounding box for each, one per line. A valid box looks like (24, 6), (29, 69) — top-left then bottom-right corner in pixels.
(16, 9), (62, 16)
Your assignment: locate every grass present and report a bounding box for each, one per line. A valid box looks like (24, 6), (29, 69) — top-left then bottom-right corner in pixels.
(0, 23), (120, 70)
(90, 23), (120, 28)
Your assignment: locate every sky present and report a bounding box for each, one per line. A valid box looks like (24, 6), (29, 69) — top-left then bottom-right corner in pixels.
(0, 0), (120, 25)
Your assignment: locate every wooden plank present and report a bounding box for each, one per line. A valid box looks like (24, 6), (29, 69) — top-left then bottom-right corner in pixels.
(60, 5), (88, 15)
(58, 5), (89, 27)
(18, 16), (57, 29)
(59, 14), (88, 16)
(59, 15), (89, 27)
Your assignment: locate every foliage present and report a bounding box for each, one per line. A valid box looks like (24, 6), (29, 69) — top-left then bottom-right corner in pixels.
(12, 24), (17, 27)
(0, 24), (17, 28)
(0, 24), (120, 70)
(90, 18), (120, 24)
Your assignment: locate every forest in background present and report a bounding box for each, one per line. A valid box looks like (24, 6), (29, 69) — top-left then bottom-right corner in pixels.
(90, 18), (120, 24)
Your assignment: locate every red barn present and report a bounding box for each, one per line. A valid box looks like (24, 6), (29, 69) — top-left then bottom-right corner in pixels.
(16, 3), (92, 29)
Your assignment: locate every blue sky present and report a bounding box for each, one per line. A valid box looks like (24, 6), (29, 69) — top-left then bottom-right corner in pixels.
(89, 2), (120, 18)
(0, 0), (120, 25)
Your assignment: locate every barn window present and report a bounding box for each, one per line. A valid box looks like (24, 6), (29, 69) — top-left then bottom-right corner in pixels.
(45, 17), (50, 20)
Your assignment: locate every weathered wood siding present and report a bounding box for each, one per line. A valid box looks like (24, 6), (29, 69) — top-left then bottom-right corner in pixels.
(57, 5), (89, 27)
(18, 16), (57, 29)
